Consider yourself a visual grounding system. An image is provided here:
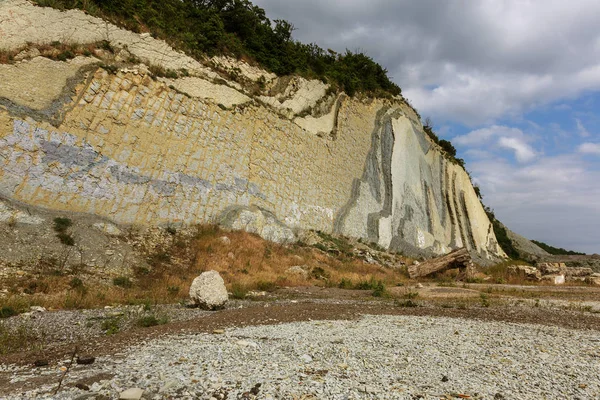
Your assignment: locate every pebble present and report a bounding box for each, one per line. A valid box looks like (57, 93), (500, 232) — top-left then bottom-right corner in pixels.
(6, 315), (600, 399)
(300, 354), (313, 363)
(76, 356), (95, 365)
(119, 388), (144, 399)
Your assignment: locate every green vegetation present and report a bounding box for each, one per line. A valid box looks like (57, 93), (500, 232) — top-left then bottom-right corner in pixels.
(0, 306), (18, 319)
(230, 282), (249, 299)
(136, 315), (168, 327)
(0, 324), (45, 354)
(255, 280), (278, 292)
(395, 299), (418, 308)
(484, 207), (520, 259)
(33, 0), (400, 97)
(479, 292), (490, 307)
(113, 276), (133, 288)
(531, 240), (585, 256)
(69, 277), (87, 295)
(338, 277), (388, 297)
(101, 317), (120, 334)
(422, 118), (464, 167)
(53, 217), (75, 246)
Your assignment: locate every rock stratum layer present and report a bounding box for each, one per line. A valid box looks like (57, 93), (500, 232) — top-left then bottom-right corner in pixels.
(0, 0), (505, 263)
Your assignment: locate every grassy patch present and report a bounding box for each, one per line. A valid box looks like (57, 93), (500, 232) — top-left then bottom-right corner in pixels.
(136, 315), (168, 328)
(395, 299), (418, 308)
(113, 276), (133, 288)
(230, 283), (249, 299)
(0, 306), (18, 319)
(0, 224), (411, 312)
(0, 324), (45, 355)
(101, 317), (120, 335)
(255, 281), (278, 292)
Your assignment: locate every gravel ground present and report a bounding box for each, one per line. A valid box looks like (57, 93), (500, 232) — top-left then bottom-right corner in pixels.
(5, 314), (600, 400)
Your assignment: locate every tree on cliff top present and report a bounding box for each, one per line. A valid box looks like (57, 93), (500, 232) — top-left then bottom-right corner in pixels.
(34, 0), (401, 97)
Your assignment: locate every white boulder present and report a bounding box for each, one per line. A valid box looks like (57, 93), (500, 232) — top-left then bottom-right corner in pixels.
(189, 270), (228, 310)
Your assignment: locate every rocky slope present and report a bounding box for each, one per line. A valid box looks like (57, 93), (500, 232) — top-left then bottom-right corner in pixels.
(0, 0), (505, 264)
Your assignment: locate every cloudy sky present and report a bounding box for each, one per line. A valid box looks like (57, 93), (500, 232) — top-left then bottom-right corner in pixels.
(254, 0), (600, 254)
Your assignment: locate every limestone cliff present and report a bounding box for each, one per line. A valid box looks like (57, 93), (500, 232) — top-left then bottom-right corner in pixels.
(0, 0), (505, 264)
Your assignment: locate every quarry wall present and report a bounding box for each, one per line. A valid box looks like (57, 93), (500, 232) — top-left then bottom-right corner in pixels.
(0, 0), (505, 263)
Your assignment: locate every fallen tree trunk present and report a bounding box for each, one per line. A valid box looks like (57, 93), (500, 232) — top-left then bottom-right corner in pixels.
(408, 248), (474, 280)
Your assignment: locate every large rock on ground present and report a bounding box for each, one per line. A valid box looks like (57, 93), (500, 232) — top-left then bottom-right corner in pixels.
(565, 267), (594, 277)
(218, 205), (296, 244)
(537, 262), (567, 275)
(189, 271), (228, 310)
(508, 265), (542, 281)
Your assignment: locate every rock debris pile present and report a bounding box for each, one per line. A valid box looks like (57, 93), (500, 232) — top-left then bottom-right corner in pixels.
(8, 315), (600, 399)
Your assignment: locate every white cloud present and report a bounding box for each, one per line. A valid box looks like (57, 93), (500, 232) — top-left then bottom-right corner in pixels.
(576, 119), (591, 137)
(471, 154), (600, 253)
(579, 142), (600, 155)
(454, 125), (524, 146)
(255, 0), (600, 125)
(454, 125), (537, 163)
(497, 137), (537, 163)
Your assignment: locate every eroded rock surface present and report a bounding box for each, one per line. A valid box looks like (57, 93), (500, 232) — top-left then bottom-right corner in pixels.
(218, 206), (296, 244)
(0, 0), (507, 262)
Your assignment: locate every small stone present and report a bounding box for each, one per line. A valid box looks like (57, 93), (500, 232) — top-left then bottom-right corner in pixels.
(441, 375), (449, 382)
(159, 380), (177, 392)
(75, 383), (90, 391)
(236, 340), (259, 348)
(119, 388), (144, 400)
(33, 359), (48, 367)
(76, 356), (96, 365)
(300, 354), (312, 363)
(494, 394), (505, 400)
(213, 329), (225, 334)
(579, 384), (588, 389)
(416, 283), (424, 288)
(227, 252), (235, 260)
(250, 383), (261, 395)
(29, 306), (46, 313)
(93, 222), (122, 236)
(219, 236), (231, 245)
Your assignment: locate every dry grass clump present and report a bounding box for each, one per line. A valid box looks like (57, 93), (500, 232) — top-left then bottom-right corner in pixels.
(0, 323), (46, 355)
(0, 225), (411, 313)
(189, 226), (407, 295)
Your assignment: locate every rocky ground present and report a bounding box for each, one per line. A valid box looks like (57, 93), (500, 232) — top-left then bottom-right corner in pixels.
(2, 286), (600, 400)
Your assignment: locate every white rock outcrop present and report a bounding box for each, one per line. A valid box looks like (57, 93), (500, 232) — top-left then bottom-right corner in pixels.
(189, 271), (228, 310)
(0, 0), (508, 264)
(219, 206), (296, 244)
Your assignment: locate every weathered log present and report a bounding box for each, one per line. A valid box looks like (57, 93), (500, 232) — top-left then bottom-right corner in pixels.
(408, 248), (474, 279)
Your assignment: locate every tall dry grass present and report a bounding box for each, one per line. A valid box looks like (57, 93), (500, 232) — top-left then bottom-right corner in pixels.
(0, 225), (410, 313)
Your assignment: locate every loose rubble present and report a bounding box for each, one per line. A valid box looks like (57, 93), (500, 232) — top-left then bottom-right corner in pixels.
(6, 314), (599, 399)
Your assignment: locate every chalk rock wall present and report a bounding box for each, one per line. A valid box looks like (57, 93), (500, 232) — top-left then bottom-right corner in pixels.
(0, 0), (505, 263)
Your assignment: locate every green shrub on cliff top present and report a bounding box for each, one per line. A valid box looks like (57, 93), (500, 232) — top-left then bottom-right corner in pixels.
(32, 0), (401, 98)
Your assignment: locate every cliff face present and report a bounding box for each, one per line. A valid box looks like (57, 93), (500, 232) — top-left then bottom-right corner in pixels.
(0, 0), (505, 263)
